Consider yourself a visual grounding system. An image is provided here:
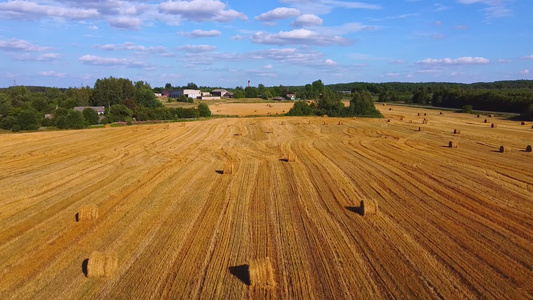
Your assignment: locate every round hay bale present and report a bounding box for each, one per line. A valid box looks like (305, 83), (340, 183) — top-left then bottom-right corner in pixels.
(418, 127), (423, 131)
(382, 103), (386, 106)
(526, 145), (532, 152)
(280, 121), (285, 125)
(484, 119), (488, 123)
(389, 108), (392, 111)
(489, 114), (494, 117)
(387, 119), (391, 123)
(104, 124), (111, 128)
(449, 141), (458, 148)
(338, 121), (343, 125)
(417, 113), (421, 116)
(491, 123), (497, 128)
(360, 200), (378, 216)
(323, 121), (327, 125)
(223, 162), (234, 175)
(440, 112), (443, 115)
(499, 146), (509, 153)
(78, 205), (98, 222)
(454, 129), (461, 134)
(287, 153), (296, 162)
(477, 114), (481, 118)
(323, 114), (328, 118)
(249, 257), (276, 288)
(424, 113), (427, 116)
(422, 120), (428, 124)
(351, 117), (356, 120)
(521, 121), (527, 125)
(87, 251), (118, 278)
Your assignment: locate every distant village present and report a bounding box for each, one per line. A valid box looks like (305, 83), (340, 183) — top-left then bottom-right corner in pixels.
(157, 88), (297, 101)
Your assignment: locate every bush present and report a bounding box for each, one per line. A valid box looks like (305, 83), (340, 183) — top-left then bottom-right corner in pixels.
(1, 116), (16, 130)
(110, 104), (133, 122)
(348, 91), (383, 117)
(41, 117), (56, 127)
(198, 103), (211, 117)
(287, 101), (314, 116)
(65, 110), (86, 129)
(11, 124), (21, 132)
(462, 105), (473, 113)
(82, 108), (100, 125)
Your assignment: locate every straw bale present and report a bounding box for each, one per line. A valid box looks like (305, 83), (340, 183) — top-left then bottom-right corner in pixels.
(223, 162), (234, 175)
(449, 141), (458, 148)
(499, 146), (509, 153)
(360, 200), (378, 216)
(454, 129), (461, 134)
(526, 145), (532, 152)
(491, 123), (497, 128)
(78, 206), (98, 222)
(287, 153), (296, 162)
(87, 251), (118, 278)
(249, 257), (276, 288)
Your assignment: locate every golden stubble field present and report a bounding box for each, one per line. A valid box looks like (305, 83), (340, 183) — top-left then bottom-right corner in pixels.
(0, 104), (531, 299)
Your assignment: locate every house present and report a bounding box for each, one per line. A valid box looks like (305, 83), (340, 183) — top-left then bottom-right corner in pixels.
(273, 97), (283, 101)
(286, 93), (296, 100)
(73, 106), (106, 115)
(223, 92), (233, 98)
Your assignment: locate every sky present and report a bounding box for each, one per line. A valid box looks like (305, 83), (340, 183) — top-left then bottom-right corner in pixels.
(0, 0), (532, 88)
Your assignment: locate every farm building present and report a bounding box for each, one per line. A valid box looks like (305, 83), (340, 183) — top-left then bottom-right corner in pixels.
(286, 94), (296, 100)
(211, 89), (233, 98)
(167, 89), (202, 99)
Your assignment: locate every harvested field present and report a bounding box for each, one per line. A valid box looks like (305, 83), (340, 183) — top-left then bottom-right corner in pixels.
(211, 102), (294, 116)
(0, 104), (532, 299)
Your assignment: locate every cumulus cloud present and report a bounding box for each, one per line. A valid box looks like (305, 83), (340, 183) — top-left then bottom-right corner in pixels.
(292, 14), (323, 26)
(280, 0), (380, 15)
(159, 0), (247, 22)
(457, 0), (513, 19)
(94, 42), (168, 54)
(108, 16), (143, 30)
(0, 38), (51, 52)
(521, 54), (533, 60)
(39, 71), (66, 78)
(255, 7), (300, 22)
(316, 22), (381, 35)
(0, 0), (98, 20)
(250, 29), (351, 46)
(520, 69), (530, 74)
(176, 44), (217, 52)
(78, 55), (147, 67)
(14, 53), (61, 62)
(179, 29), (221, 38)
(416, 57), (490, 65)
(264, 64), (273, 69)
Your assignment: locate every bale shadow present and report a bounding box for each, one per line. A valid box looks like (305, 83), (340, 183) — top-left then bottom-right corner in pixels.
(229, 264), (250, 286)
(279, 158), (289, 162)
(215, 170), (224, 175)
(346, 206), (363, 216)
(82, 259), (89, 277)
(75, 213), (80, 222)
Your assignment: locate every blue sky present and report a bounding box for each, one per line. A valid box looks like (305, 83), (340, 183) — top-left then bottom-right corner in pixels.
(0, 0), (532, 88)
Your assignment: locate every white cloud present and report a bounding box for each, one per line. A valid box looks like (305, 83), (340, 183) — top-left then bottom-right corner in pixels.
(231, 35), (244, 40)
(520, 69), (530, 74)
(416, 57), (490, 65)
(107, 16), (142, 30)
(250, 29), (351, 46)
(264, 64), (273, 69)
(389, 60), (406, 65)
(498, 58), (511, 63)
(179, 29), (221, 38)
(0, 0), (98, 20)
(14, 53), (61, 62)
(381, 72), (401, 78)
(457, 0), (513, 19)
(280, 0), (380, 15)
(521, 54), (533, 60)
(159, 0), (247, 22)
(0, 38), (51, 52)
(324, 58), (337, 66)
(176, 44), (217, 53)
(94, 42), (168, 54)
(316, 22), (381, 35)
(255, 7), (300, 22)
(39, 71), (66, 78)
(292, 14), (323, 26)
(454, 25), (469, 30)
(78, 55), (147, 67)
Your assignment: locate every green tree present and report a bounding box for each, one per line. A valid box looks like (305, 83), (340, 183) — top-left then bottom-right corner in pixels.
(0, 116), (16, 130)
(17, 110), (41, 130)
(135, 88), (161, 108)
(91, 77), (135, 107)
(287, 101), (314, 116)
(165, 83), (172, 89)
(186, 82), (198, 89)
(83, 108), (100, 125)
(65, 110), (86, 129)
(349, 91), (382, 117)
(198, 103), (211, 117)
(0, 93), (12, 117)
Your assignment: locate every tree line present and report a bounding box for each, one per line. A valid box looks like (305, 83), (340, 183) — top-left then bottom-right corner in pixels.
(0, 77), (211, 132)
